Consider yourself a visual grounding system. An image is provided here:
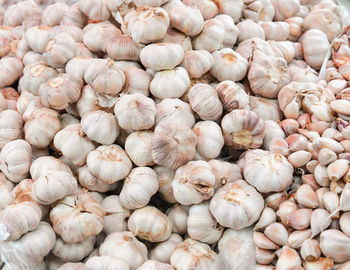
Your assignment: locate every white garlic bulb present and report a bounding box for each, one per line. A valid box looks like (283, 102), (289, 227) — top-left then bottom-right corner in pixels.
(167, 204), (189, 235)
(53, 236), (96, 262)
(0, 110), (23, 150)
(154, 165), (177, 204)
(180, 50), (214, 79)
(125, 131), (154, 167)
(208, 159), (242, 190)
(209, 180), (264, 229)
(85, 255), (130, 270)
(122, 66), (151, 96)
(41, 3), (69, 27)
(193, 18), (225, 53)
(24, 26), (52, 53)
(150, 234), (183, 263)
(30, 156), (72, 181)
(216, 80), (250, 113)
(237, 19), (265, 42)
(78, 165), (117, 193)
(79, 0), (110, 21)
(107, 35), (142, 62)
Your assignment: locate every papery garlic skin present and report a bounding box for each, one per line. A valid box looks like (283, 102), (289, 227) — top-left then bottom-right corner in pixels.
(209, 180), (264, 229)
(78, 165), (117, 193)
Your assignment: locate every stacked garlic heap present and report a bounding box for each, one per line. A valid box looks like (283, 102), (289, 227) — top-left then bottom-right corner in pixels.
(0, 0), (350, 269)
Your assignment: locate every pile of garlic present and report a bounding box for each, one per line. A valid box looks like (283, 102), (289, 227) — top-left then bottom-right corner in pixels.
(0, 0), (350, 269)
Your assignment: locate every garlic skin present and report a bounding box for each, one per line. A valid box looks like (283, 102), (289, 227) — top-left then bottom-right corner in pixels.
(41, 3), (69, 27)
(152, 120), (197, 170)
(87, 144), (132, 184)
(0, 110), (23, 150)
(209, 180), (264, 229)
(0, 173), (13, 210)
(99, 231), (148, 270)
(53, 236), (96, 262)
(78, 165), (117, 193)
(188, 83), (223, 121)
(54, 124), (95, 166)
(120, 167), (158, 210)
(85, 255), (130, 270)
(170, 239), (217, 270)
(187, 202), (224, 244)
(128, 206), (172, 242)
(181, 50), (214, 79)
(221, 110), (265, 150)
(0, 92), (7, 112)
(193, 18), (225, 53)
(140, 43), (184, 71)
(167, 204), (189, 235)
(216, 80), (250, 113)
(172, 160), (215, 205)
(150, 234), (183, 263)
(50, 193), (104, 244)
(210, 48), (248, 82)
(320, 229), (350, 263)
(154, 166), (177, 204)
(237, 19), (265, 42)
(115, 93), (156, 131)
(0, 201), (41, 241)
(81, 110), (119, 145)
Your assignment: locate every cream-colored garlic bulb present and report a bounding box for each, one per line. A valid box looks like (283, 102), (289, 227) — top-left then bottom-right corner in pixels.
(41, 3), (69, 27)
(120, 167), (158, 210)
(208, 159), (241, 190)
(237, 19), (265, 42)
(140, 43), (184, 71)
(166, 204), (189, 234)
(107, 35), (142, 61)
(30, 156), (72, 181)
(320, 229), (350, 263)
(154, 166), (177, 203)
(182, 0), (217, 19)
(3, 1), (42, 29)
(85, 255), (130, 270)
(101, 195), (130, 235)
(81, 110), (119, 145)
(31, 170), (77, 205)
(99, 231), (148, 269)
(122, 6), (169, 44)
(180, 50), (214, 79)
(209, 180), (264, 229)
(152, 120), (197, 169)
(0, 139), (31, 183)
(79, 0), (110, 21)
(60, 114), (80, 129)
(24, 26), (51, 53)
(236, 38), (274, 62)
(301, 29), (330, 70)
(125, 131), (154, 167)
(250, 97), (283, 122)
(242, 149), (294, 193)
(60, 2), (87, 28)
(244, 0), (275, 22)
(210, 48), (248, 82)
(122, 66), (151, 96)
(221, 109), (265, 149)
(260, 21), (289, 41)
(0, 110), (23, 150)
(0, 201), (41, 241)
(187, 202), (223, 244)
(115, 93), (155, 130)
(193, 18), (225, 53)
(216, 80), (250, 113)
(0, 57), (23, 88)
(50, 25), (84, 44)
(248, 50), (290, 98)
(172, 160), (215, 205)
(50, 193), (104, 244)
(78, 165), (117, 193)
(66, 57), (103, 78)
(137, 260), (174, 270)
(157, 27), (192, 51)
(24, 107), (61, 148)
(128, 206), (172, 242)
(193, 121), (224, 160)
(155, 98), (195, 128)
(53, 236), (96, 262)
(215, 14), (238, 48)
(87, 144), (132, 184)
(188, 83), (223, 121)
(170, 239), (217, 270)
(76, 85), (103, 118)
(54, 124), (95, 166)
(150, 234), (183, 263)
(270, 0), (300, 20)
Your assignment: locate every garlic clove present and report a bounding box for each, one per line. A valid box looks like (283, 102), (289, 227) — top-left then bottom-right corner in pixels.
(320, 229), (350, 263)
(288, 229), (312, 249)
(295, 184), (319, 209)
(339, 212), (350, 237)
(303, 257), (333, 270)
(256, 247), (275, 265)
(253, 231), (279, 250)
(310, 208), (332, 238)
(327, 159), (349, 182)
(254, 207), (277, 231)
(264, 222), (288, 246)
(322, 191), (339, 218)
(276, 246), (301, 270)
(287, 209), (312, 230)
(288, 150), (312, 168)
(300, 239), (321, 262)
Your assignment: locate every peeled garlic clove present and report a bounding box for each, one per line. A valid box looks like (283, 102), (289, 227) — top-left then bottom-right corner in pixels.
(150, 233), (183, 263)
(210, 180), (264, 230)
(266, 192), (288, 211)
(285, 133), (309, 152)
(269, 137), (289, 156)
(320, 229), (350, 263)
(264, 222), (288, 246)
(339, 212), (350, 237)
(288, 229), (312, 249)
(288, 150), (312, 168)
(295, 184), (319, 208)
(253, 231), (279, 250)
(85, 255), (130, 270)
(327, 159), (349, 182)
(314, 164), (330, 187)
(287, 209), (312, 230)
(276, 246), (301, 270)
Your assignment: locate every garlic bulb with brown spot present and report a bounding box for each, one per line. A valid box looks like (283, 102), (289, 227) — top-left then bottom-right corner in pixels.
(78, 165), (117, 193)
(87, 144), (132, 184)
(209, 180), (264, 229)
(172, 160), (215, 205)
(193, 18), (225, 53)
(320, 229), (350, 263)
(85, 255), (130, 270)
(152, 120), (197, 169)
(193, 121), (224, 160)
(99, 231), (148, 269)
(221, 110), (265, 149)
(120, 167), (158, 210)
(53, 236), (96, 262)
(151, 233), (183, 263)
(180, 50), (214, 79)
(216, 80), (250, 113)
(210, 48), (248, 82)
(115, 93), (156, 130)
(50, 193), (104, 244)
(170, 239), (217, 270)
(54, 124), (95, 166)
(0, 110), (23, 150)
(140, 43), (184, 71)
(41, 3), (69, 27)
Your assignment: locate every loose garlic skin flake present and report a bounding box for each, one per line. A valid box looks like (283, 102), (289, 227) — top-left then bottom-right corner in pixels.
(0, 110), (23, 150)
(209, 180), (264, 229)
(87, 145), (132, 184)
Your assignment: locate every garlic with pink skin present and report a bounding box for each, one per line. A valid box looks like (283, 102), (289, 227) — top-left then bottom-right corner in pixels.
(253, 231), (279, 250)
(287, 208), (312, 230)
(216, 80), (250, 113)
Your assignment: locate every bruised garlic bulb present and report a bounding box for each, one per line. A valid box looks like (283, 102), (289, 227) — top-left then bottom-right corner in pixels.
(120, 167), (158, 209)
(209, 180), (264, 229)
(53, 236), (96, 262)
(50, 193), (104, 244)
(85, 255), (130, 270)
(24, 107), (61, 148)
(115, 93), (155, 130)
(170, 239), (217, 270)
(221, 110), (265, 149)
(81, 110), (119, 145)
(152, 120), (197, 169)
(216, 80), (250, 113)
(0, 110), (23, 150)
(172, 160), (215, 205)
(87, 144), (132, 184)
(99, 231), (148, 269)
(78, 165), (117, 193)
(125, 131), (153, 167)
(210, 48), (248, 82)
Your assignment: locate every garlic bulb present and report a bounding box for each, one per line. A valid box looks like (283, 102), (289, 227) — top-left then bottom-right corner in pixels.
(209, 180), (264, 229)
(122, 66), (151, 96)
(187, 202), (223, 244)
(4, 1), (42, 30)
(0, 110), (23, 150)
(150, 234), (183, 263)
(154, 166), (177, 204)
(81, 110), (119, 145)
(24, 26), (51, 53)
(125, 131), (154, 167)
(320, 229), (350, 263)
(270, 0), (300, 20)
(78, 165), (117, 193)
(193, 18), (225, 53)
(237, 19), (265, 42)
(137, 260), (174, 270)
(152, 120), (197, 169)
(107, 35), (142, 62)
(85, 255), (130, 270)
(86, 144), (132, 184)
(50, 193), (104, 244)
(172, 160), (215, 205)
(115, 93), (156, 130)
(30, 156), (72, 181)
(157, 28), (192, 51)
(120, 167), (158, 210)
(79, 0), (110, 21)
(41, 3), (69, 27)
(180, 50), (214, 79)
(216, 80), (250, 113)
(99, 231), (148, 269)
(166, 204), (189, 235)
(208, 159), (242, 189)
(170, 239), (217, 270)
(221, 109), (265, 149)
(260, 21), (289, 41)
(210, 48), (248, 82)
(53, 236), (96, 262)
